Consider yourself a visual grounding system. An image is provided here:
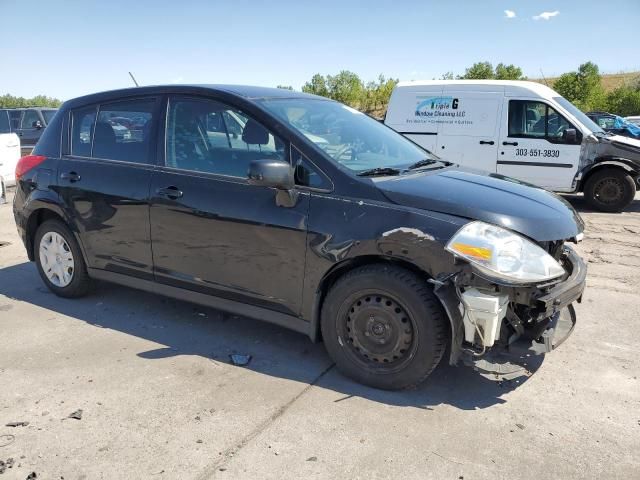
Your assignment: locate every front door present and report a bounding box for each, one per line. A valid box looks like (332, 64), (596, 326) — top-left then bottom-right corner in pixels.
(435, 91), (502, 174)
(149, 95), (309, 316)
(58, 98), (158, 279)
(18, 109), (42, 149)
(497, 99), (581, 190)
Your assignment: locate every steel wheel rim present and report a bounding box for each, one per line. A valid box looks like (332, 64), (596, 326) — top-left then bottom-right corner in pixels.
(594, 177), (624, 205)
(39, 232), (74, 287)
(341, 292), (416, 370)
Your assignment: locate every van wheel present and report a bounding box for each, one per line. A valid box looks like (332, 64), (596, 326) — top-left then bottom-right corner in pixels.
(34, 219), (91, 298)
(584, 168), (636, 212)
(321, 264), (447, 390)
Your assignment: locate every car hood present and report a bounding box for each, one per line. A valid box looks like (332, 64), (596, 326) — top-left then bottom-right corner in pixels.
(375, 167), (584, 242)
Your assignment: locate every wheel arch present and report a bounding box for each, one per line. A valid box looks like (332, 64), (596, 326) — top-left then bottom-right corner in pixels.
(25, 207), (85, 262)
(309, 255), (444, 342)
(579, 158), (639, 192)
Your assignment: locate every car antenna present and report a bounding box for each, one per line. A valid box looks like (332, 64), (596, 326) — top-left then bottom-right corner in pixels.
(539, 69), (549, 87)
(128, 71), (140, 87)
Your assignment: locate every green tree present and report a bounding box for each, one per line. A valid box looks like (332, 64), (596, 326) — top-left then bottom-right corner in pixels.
(0, 94), (62, 108)
(440, 72), (454, 80)
(605, 86), (640, 116)
(301, 74), (329, 97)
(554, 61), (606, 111)
(326, 70), (364, 107)
(494, 63), (526, 80)
(458, 61), (495, 79)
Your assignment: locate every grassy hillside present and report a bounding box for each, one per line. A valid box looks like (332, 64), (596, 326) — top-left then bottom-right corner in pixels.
(534, 71), (640, 91)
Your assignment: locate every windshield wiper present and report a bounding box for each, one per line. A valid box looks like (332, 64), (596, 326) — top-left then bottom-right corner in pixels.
(356, 167), (401, 177)
(405, 158), (452, 171)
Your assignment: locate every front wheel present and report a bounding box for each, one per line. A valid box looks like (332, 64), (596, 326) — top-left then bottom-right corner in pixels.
(321, 264), (448, 390)
(584, 168), (636, 212)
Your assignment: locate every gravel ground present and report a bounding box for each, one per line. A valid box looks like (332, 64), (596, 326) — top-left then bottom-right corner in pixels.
(0, 189), (638, 480)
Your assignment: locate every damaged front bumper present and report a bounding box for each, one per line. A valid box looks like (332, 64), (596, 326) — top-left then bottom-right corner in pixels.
(434, 245), (587, 377)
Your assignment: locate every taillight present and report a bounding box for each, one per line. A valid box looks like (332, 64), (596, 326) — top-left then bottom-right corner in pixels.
(15, 155), (47, 180)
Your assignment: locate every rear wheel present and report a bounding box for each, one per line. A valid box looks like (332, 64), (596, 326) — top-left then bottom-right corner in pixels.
(321, 264), (448, 390)
(584, 168), (636, 213)
(34, 219), (91, 298)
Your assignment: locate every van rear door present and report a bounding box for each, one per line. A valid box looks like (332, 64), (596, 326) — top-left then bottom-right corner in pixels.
(385, 86), (443, 153)
(435, 90), (502, 174)
(497, 98), (581, 190)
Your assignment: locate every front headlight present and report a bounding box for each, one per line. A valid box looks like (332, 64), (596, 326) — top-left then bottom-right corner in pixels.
(445, 221), (565, 284)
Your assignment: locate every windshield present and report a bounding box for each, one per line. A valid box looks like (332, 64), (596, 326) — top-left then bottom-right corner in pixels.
(42, 110), (58, 125)
(553, 96), (604, 135)
(258, 98), (437, 173)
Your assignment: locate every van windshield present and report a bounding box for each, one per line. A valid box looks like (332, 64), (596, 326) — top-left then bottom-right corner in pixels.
(553, 96), (604, 135)
(258, 98), (439, 173)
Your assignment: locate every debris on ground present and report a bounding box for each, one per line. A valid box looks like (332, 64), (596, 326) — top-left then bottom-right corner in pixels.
(196, 440), (203, 444)
(67, 409), (83, 420)
(26, 473), (37, 480)
(229, 354), (252, 366)
(0, 436), (15, 448)
(516, 423), (525, 430)
(306, 456), (318, 462)
(5, 422), (29, 427)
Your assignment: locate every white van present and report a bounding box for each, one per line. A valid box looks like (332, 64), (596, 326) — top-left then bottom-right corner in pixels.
(385, 80), (640, 212)
(0, 132), (21, 186)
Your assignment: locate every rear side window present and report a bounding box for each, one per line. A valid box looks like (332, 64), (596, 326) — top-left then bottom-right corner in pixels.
(71, 106), (97, 157)
(93, 99), (155, 163)
(0, 111), (10, 133)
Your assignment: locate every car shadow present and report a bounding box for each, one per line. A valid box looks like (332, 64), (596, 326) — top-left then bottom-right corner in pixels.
(563, 193), (640, 213)
(0, 261), (543, 411)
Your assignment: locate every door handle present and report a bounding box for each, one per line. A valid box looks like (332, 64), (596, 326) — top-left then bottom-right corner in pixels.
(60, 171), (81, 182)
(502, 141), (519, 146)
(156, 186), (183, 199)
(479, 140), (495, 145)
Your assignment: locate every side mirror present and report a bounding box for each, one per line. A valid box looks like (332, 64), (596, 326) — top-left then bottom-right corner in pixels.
(563, 128), (577, 144)
(248, 159), (294, 190)
(32, 120), (43, 129)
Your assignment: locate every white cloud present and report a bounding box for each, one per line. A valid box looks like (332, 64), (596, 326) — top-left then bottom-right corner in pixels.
(504, 10), (516, 18)
(533, 10), (560, 20)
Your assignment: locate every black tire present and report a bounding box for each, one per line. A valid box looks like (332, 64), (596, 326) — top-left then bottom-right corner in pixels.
(584, 168), (636, 213)
(321, 264), (448, 390)
(34, 219), (91, 298)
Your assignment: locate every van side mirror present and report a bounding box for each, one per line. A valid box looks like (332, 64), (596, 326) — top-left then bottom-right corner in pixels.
(32, 120), (43, 129)
(248, 159), (294, 190)
(563, 128), (577, 144)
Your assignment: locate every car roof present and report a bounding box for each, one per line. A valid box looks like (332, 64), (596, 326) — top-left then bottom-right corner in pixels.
(62, 84), (325, 109)
(394, 79), (560, 98)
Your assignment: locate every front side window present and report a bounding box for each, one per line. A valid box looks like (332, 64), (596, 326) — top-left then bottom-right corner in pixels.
(259, 98), (434, 173)
(508, 100), (578, 144)
(42, 110), (57, 125)
(166, 97), (285, 177)
(21, 110), (40, 129)
(70, 106), (97, 157)
(292, 147), (330, 190)
(93, 99), (155, 163)
(0, 111), (10, 134)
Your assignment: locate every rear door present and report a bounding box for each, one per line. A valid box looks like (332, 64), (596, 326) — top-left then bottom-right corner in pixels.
(149, 95), (309, 315)
(435, 90), (502, 173)
(58, 97), (159, 279)
(385, 86), (443, 153)
(497, 99), (581, 190)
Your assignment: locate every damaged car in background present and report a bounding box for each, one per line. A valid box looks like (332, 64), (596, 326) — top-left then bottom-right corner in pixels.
(13, 85), (586, 390)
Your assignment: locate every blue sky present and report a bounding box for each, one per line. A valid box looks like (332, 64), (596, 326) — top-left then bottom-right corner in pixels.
(1, 0), (639, 100)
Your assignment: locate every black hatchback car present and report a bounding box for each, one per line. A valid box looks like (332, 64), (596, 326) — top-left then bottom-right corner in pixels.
(13, 85), (587, 390)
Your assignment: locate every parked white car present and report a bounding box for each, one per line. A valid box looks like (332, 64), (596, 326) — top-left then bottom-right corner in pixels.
(0, 132), (21, 186)
(385, 80), (640, 212)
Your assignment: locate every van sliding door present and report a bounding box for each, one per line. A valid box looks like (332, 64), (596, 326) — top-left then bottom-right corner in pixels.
(435, 91), (502, 174)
